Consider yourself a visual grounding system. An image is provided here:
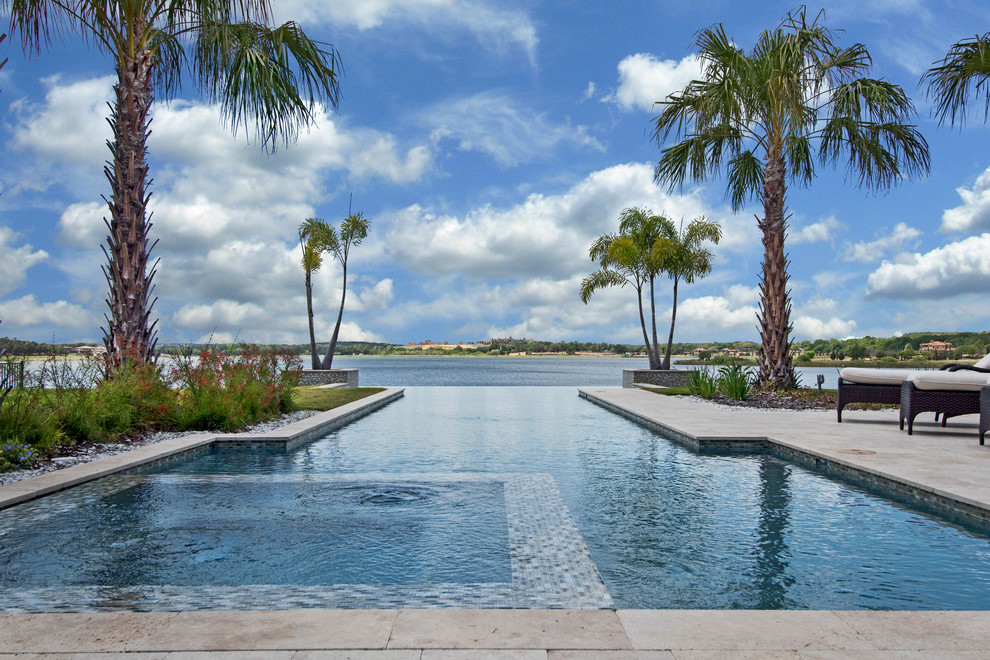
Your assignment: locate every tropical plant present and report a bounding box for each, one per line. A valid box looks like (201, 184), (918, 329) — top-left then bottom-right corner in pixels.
(717, 364), (753, 401)
(653, 217), (721, 369)
(299, 219), (328, 369)
(652, 8), (929, 389)
(923, 33), (990, 127)
(4, 1), (342, 372)
(298, 212), (369, 369)
(688, 367), (718, 398)
(580, 207), (667, 370)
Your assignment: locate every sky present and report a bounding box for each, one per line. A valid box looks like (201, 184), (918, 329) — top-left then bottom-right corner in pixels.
(1, 0), (989, 347)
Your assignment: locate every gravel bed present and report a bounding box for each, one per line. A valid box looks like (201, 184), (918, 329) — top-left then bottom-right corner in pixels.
(0, 409), (319, 487)
(686, 391), (835, 412)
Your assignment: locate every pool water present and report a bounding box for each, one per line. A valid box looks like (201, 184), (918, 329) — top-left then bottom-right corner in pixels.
(3, 387), (990, 610)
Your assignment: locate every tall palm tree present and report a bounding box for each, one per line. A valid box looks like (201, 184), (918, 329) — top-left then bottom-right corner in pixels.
(298, 217), (330, 370)
(923, 33), (990, 127)
(581, 207), (667, 370)
(652, 216), (721, 370)
(652, 8), (929, 389)
(5, 1), (341, 370)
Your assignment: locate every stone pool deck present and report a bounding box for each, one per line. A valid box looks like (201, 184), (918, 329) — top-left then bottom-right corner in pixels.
(3, 386), (990, 657)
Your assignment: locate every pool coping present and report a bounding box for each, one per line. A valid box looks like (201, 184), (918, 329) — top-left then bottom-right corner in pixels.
(0, 387), (404, 511)
(578, 386), (990, 531)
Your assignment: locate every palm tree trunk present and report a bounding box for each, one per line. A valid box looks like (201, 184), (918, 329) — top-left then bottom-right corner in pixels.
(648, 275), (662, 369)
(321, 263), (347, 369)
(101, 33), (158, 370)
(635, 283), (658, 370)
(661, 277), (679, 370)
(304, 269), (320, 369)
(756, 156), (796, 390)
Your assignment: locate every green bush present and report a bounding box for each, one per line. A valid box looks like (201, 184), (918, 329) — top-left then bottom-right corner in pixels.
(688, 368), (719, 398)
(717, 364), (753, 400)
(0, 346), (301, 472)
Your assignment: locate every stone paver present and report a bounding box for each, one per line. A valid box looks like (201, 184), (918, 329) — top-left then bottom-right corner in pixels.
(388, 610), (630, 650)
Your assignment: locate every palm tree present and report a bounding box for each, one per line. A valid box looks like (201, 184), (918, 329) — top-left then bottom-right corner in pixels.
(580, 207), (667, 370)
(5, 1), (341, 370)
(652, 8), (929, 389)
(653, 217), (721, 370)
(298, 218), (330, 370)
(923, 33), (990, 126)
(299, 213), (369, 370)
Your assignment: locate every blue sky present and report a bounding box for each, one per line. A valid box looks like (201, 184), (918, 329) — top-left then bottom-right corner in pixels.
(1, 0), (989, 346)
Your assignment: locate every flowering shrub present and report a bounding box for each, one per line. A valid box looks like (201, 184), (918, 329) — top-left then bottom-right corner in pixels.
(0, 441), (33, 472)
(0, 345), (301, 471)
(170, 345), (301, 432)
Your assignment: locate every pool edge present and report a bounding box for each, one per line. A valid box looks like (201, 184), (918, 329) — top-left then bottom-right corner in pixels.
(578, 387), (990, 531)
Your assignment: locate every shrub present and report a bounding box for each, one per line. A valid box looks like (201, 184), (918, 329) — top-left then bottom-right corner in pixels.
(170, 345), (301, 432)
(688, 368), (719, 399)
(717, 364), (753, 400)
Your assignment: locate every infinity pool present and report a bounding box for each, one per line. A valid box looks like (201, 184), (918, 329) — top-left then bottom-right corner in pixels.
(3, 387), (990, 610)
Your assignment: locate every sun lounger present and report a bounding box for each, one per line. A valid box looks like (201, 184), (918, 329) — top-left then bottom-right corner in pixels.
(899, 371), (990, 435)
(837, 368), (916, 422)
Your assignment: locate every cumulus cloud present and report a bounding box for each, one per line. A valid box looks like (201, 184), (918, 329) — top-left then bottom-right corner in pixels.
(274, 0), (538, 64)
(792, 298), (857, 340)
(675, 295), (758, 335)
(353, 279), (395, 312)
(866, 233), (990, 299)
(844, 222), (922, 263)
(790, 216), (841, 244)
(942, 169), (990, 233)
(386, 162), (735, 280)
(0, 295), (96, 331)
(606, 53), (702, 112)
(0, 227), (49, 296)
(424, 91), (603, 167)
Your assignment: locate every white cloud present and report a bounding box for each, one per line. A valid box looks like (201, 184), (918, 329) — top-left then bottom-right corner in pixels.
(942, 169), (990, 233)
(581, 82), (597, 102)
(0, 227), (49, 296)
(353, 279), (395, 312)
(792, 298), (857, 340)
(0, 295), (96, 331)
(424, 91), (603, 167)
(866, 233), (990, 299)
(844, 222), (922, 263)
(386, 162), (734, 279)
(790, 216), (841, 244)
(606, 53), (702, 112)
(274, 0), (538, 64)
(675, 295), (758, 335)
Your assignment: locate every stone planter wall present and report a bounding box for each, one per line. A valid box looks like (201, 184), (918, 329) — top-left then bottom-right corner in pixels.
(298, 368), (359, 387)
(622, 369), (690, 389)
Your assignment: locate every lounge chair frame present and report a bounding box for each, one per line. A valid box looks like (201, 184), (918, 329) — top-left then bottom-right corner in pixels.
(837, 378), (900, 422)
(899, 381), (981, 435)
(981, 386), (990, 446)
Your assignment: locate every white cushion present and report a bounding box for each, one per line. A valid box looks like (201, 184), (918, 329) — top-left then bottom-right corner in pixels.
(909, 371), (990, 392)
(840, 368), (917, 386)
(975, 353), (990, 369)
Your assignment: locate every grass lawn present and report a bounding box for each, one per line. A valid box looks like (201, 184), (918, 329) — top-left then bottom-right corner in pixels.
(291, 386), (385, 411)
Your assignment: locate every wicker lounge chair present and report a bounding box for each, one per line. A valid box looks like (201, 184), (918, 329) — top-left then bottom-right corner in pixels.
(837, 353), (990, 423)
(981, 386), (990, 446)
(837, 368), (917, 422)
(899, 371), (990, 435)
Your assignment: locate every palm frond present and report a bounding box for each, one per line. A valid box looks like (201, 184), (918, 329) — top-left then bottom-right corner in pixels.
(725, 150), (764, 209)
(580, 268), (628, 304)
(195, 18), (342, 151)
(923, 33), (990, 127)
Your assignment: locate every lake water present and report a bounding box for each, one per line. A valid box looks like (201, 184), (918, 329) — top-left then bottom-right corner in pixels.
(331, 355), (853, 389)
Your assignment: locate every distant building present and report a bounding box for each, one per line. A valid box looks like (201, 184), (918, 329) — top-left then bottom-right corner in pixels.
(72, 345), (107, 356)
(920, 340), (953, 354)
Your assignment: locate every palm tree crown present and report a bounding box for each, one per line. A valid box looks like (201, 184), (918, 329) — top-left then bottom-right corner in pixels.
(923, 33), (990, 127)
(652, 7), (929, 388)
